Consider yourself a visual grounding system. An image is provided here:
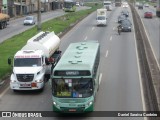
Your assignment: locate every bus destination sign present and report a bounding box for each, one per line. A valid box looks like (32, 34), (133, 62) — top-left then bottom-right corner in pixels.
(54, 70), (91, 76)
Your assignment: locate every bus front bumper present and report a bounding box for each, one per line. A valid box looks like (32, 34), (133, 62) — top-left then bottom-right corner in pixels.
(52, 98), (94, 113)
(52, 104), (94, 113)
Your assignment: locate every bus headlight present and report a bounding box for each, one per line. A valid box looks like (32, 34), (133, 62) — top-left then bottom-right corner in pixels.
(86, 101), (93, 107)
(88, 101), (93, 106)
(53, 101), (59, 107)
(53, 101), (56, 105)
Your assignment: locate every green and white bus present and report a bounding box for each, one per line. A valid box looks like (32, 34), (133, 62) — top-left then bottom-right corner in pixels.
(51, 41), (100, 113)
(63, 0), (76, 12)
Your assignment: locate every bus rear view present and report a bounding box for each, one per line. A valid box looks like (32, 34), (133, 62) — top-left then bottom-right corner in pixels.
(51, 41), (100, 113)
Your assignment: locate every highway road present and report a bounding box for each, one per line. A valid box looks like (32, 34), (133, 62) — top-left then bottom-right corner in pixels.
(0, 6), (145, 120)
(0, 6), (90, 44)
(135, 5), (160, 69)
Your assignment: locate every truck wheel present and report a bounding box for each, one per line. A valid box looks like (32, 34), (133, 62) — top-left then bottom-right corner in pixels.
(0, 23), (3, 29)
(13, 90), (18, 92)
(3, 22), (6, 28)
(39, 86), (44, 92)
(1, 22), (5, 29)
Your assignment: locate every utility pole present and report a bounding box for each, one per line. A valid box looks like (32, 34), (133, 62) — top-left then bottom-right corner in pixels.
(20, 0), (22, 15)
(45, 0), (47, 12)
(37, 0), (41, 32)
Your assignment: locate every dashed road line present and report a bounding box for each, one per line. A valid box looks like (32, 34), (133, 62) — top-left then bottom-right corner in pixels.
(110, 36), (112, 41)
(105, 50), (109, 58)
(84, 36), (87, 40)
(99, 73), (102, 85)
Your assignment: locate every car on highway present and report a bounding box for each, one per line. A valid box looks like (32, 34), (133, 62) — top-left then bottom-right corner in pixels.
(154, 4), (157, 8)
(144, 11), (153, 18)
(76, 2), (80, 7)
(144, 3), (149, 7)
(138, 3), (143, 9)
(118, 15), (126, 23)
(120, 19), (132, 32)
(122, 3), (129, 8)
(121, 10), (129, 17)
(23, 16), (36, 25)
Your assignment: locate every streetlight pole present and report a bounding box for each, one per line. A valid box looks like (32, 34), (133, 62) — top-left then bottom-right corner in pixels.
(20, 0), (22, 15)
(45, 0), (46, 12)
(37, 0), (41, 32)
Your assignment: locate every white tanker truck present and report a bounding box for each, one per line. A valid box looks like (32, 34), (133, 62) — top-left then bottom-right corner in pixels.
(8, 31), (61, 91)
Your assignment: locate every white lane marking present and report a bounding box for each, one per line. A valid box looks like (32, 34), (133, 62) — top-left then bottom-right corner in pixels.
(105, 50), (109, 58)
(0, 86), (9, 99)
(99, 73), (102, 85)
(84, 36), (87, 40)
(92, 27), (95, 31)
(113, 27), (115, 30)
(61, 12), (95, 40)
(110, 36), (112, 41)
(132, 11), (146, 118)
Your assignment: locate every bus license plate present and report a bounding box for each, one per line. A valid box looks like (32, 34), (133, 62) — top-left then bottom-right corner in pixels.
(69, 109), (76, 112)
(20, 84), (31, 87)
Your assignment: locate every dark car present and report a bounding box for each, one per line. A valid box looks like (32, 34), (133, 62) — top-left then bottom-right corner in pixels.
(120, 19), (132, 32)
(118, 15), (126, 23)
(138, 4), (143, 9)
(121, 10), (129, 17)
(144, 11), (153, 18)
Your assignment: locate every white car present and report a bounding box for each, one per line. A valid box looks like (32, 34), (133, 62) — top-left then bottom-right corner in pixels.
(122, 3), (129, 8)
(144, 4), (149, 7)
(76, 2), (80, 7)
(24, 16), (36, 25)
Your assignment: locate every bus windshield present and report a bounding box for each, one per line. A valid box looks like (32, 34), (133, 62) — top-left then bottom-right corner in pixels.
(52, 78), (93, 98)
(14, 58), (41, 67)
(97, 16), (106, 20)
(64, 3), (73, 8)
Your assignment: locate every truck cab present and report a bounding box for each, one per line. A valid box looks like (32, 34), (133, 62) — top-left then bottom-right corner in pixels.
(96, 9), (107, 26)
(10, 50), (45, 91)
(8, 31), (61, 91)
(103, 1), (112, 11)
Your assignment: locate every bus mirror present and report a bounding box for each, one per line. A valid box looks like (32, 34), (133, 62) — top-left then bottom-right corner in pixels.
(45, 58), (50, 65)
(8, 57), (12, 65)
(48, 79), (51, 86)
